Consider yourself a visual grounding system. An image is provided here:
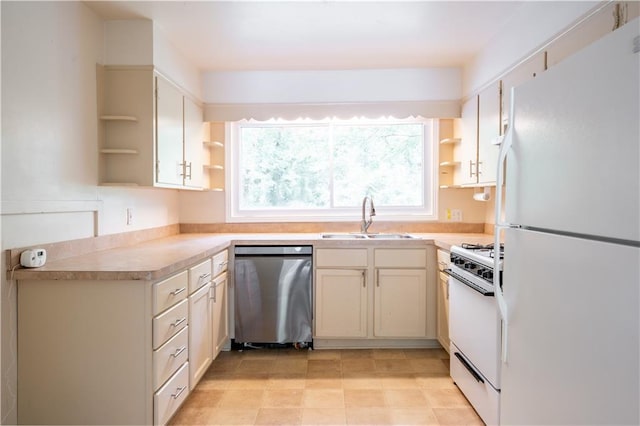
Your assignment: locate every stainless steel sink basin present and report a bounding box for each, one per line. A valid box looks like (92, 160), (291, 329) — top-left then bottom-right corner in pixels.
(321, 233), (418, 239)
(321, 233), (368, 239)
(366, 233), (418, 239)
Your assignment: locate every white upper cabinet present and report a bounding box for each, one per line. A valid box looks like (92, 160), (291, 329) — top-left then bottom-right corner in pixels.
(156, 75), (185, 187)
(98, 67), (204, 189)
(454, 96), (479, 186)
(477, 80), (502, 185)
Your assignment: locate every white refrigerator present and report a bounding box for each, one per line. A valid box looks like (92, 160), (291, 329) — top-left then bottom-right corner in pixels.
(494, 19), (640, 425)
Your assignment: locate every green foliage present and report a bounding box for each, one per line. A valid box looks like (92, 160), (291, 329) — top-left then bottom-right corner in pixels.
(238, 122), (424, 210)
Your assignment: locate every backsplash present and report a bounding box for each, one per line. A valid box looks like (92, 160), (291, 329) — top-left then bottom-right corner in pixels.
(180, 221), (485, 234)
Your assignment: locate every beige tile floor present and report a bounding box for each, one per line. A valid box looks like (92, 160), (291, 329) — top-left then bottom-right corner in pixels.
(169, 347), (483, 426)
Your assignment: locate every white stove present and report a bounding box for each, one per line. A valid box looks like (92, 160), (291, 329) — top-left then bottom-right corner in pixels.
(447, 243), (503, 425)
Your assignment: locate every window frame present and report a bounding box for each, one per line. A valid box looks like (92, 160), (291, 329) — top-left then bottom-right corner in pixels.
(226, 117), (438, 223)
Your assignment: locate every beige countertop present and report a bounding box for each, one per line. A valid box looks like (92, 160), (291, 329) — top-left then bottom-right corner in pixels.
(10, 232), (494, 281)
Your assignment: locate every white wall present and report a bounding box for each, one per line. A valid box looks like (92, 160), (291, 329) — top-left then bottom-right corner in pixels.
(0, 3), (182, 423)
(463, 1), (600, 97)
(203, 68), (461, 104)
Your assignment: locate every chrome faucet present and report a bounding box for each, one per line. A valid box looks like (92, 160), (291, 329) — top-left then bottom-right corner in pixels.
(361, 196), (376, 234)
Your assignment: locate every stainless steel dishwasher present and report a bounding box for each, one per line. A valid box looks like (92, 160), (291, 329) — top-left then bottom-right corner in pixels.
(234, 245), (312, 345)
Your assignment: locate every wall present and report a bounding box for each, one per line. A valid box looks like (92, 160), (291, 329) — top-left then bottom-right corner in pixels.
(203, 68), (461, 104)
(463, 1), (600, 97)
(0, 3), (181, 423)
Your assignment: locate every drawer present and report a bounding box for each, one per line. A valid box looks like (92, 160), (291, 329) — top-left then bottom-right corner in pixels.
(153, 299), (188, 349)
(212, 250), (229, 277)
(315, 249), (368, 268)
(153, 326), (189, 390)
(154, 271), (188, 315)
(437, 249), (450, 271)
(154, 361), (189, 426)
(189, 259), (212, 294)
(374, 248), (426, 268)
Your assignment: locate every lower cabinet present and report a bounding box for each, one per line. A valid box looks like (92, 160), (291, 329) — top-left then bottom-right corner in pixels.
(17, 250), (230, 426)
(211, 271), (229, 358)
(374, 268), (427, 337)
(314, 247), (433, 342)
(437, 270), (451, 352)
(315, 268), (368, 338)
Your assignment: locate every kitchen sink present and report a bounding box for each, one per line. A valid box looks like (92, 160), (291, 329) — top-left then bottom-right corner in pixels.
(366, 233), (418, 239)
(321, 233), (368, 239)
(321, 233), (418, 239)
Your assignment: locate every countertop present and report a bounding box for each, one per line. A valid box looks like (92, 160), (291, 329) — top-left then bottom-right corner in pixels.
(10, 232), (495, 281)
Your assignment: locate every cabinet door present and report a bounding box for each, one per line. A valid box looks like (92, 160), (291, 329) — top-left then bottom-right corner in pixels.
(374, 269), (427, 338)
(454, 96), (479, 186)
(477, 80), (501, 184)
(436, 271), (450, 353)
(183, 97), (204, 189)
(211, 272), (229, 359)
(188, 283), (212, 389)
(315, 269), (367, 338)
(156, 75), (184, 186)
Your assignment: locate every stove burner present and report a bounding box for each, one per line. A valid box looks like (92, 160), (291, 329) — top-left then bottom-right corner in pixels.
(461, 242), (504, 260)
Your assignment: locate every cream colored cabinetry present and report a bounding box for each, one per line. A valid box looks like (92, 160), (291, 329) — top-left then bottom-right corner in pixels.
(454, 81), (501, 186)
(211, 249), (229, 358)
(436, 249), (450, 353)
(437, 118), (461, 188)
(17, 259), (227, 426)
(188, 260), (213, 389)
(314, 249), (368, 338)
(374, 249), (428, 338)
(454, 96), (479, 186)
(203, 122), (226, 191)
(314, 247), (432, 342)
(98, 66), (204, 189)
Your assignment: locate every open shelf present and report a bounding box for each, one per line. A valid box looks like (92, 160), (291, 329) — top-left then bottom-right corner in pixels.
(439, 161), (461, 167)
(204, 164), (224, 170)
(439, 137), (461, 145)
(100, 148), (139, 154)
(100, 115), (138, 122)
(203, 141), (224, 148)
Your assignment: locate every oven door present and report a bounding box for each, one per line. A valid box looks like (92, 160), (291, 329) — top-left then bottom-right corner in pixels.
(448, 271), (501, 389)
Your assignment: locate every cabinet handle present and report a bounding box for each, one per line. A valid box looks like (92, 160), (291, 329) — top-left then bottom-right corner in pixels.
(376, 269), (380, 287)
(199, 272), (211, 282)
(170, 287), (186, 296)
(185, 162), (192, 180)
(170, 346), (186, 358)
(446, 281), (450, 300)
(170, 317), (187, 328)
(477, 160), (483, 176)
(361, 270), (366, 288)
(469, 160), (476, 178)
(171, 386), (187, 399)
(218, 261), (228, 269)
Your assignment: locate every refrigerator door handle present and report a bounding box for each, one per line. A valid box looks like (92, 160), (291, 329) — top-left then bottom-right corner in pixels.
(494, 87), (516, 363)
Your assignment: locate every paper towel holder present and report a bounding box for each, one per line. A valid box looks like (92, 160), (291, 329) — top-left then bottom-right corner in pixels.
(473, 187), (491, 202)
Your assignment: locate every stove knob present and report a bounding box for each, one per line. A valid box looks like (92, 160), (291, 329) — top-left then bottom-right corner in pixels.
(476, 268), (485, 276)
(464, 262), (476, 270)
(454, 257), (465, 265)
(483, 271), (494, 280)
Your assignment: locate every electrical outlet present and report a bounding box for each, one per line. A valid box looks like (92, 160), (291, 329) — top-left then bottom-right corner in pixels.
(126, 207), (133, 225)
(451, 209), (463, 222)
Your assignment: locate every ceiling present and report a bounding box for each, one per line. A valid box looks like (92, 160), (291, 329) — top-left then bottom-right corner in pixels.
(85, 1), (526, 71)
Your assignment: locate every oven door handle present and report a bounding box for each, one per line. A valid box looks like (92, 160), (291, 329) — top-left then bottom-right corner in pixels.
(445, 269), (494, 297)
(454, 352), (485, 384)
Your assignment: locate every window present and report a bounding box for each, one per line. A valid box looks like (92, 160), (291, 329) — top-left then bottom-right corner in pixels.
(228, 118), (436, 222)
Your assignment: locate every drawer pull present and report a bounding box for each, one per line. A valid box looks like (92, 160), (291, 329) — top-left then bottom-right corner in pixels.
(170, 287), (186, 296)
(218, 261), (228, 268)
(199, 272), (211, 281)
(171, 386), (187, 399)
(171, 346), (187, 358)
(170, 317), (187, 328)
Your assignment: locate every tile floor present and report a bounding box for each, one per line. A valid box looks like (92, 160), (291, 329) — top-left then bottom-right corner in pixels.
(169, 347), (483, 425)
